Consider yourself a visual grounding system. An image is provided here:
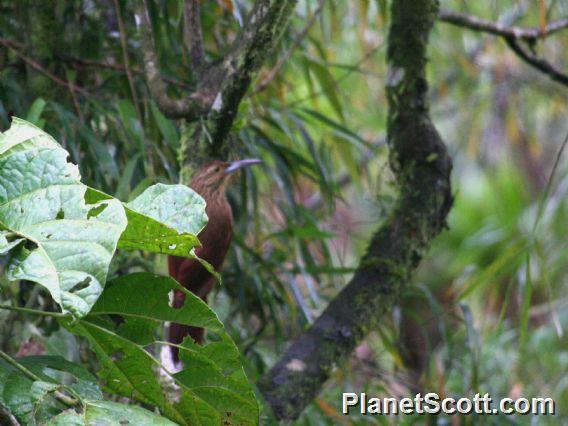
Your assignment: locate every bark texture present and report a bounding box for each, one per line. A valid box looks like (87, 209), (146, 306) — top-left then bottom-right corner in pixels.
(258, 0), (453, 420)
(135, 0), (298, 183)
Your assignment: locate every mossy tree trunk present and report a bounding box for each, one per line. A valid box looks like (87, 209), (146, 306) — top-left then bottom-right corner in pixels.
(137, 0), (452, 420)
(135, 0), (298, 184)
(257, 0), (453, 420)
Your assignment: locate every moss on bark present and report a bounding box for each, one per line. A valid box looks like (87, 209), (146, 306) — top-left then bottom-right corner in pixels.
(258, 0), (453, 420)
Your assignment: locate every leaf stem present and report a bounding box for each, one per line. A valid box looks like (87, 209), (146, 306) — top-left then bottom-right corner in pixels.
(0, 348), (43, 381)
(0, 305), (68, 318)
(0, 349), (83, 410)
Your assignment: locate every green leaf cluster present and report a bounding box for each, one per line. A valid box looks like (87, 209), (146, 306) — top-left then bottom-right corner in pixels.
(0, 119), (259, 424)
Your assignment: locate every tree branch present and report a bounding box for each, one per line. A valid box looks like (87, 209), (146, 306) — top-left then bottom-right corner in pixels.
(439, 8), (568, 88)
(504, 36), (568, 87)
(258, 0), (453, 420)
(176, 0), (299, 179)
(0, 38), (92, 98)
(184, 0), (206, 72)
(255, 0), (326, 93)
(135, 0), (216, 120)
(207, 0), (299, 155)
(58, 55), (193, 89)
(438, 8), (568, 41)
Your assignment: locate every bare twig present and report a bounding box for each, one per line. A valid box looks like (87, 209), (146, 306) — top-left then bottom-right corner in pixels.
(539, 0), (547, 35)
(184, 0), (206, 72)
(255, 0), (326, 93)
(0, 403), (20, 426)
(504, 37), (568, 87)
(287, 43), (383, 108)
(60, 56), (193, 89)
(438, 8), (568, 41)
(0, 39), (92, 98)
(439, 9), (568, 88)
(66, 75), (85, 122)
(1, 37), (192, 90)
(113, 0), (143, 124)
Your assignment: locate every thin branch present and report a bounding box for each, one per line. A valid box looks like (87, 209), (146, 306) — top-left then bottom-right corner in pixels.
(0, 37), (194, 90)
(539, 0), (547, 34)
(0, 39), (92, 98)
(438, 8), (568, 41)
(504, 36), (568, 87)
(66, 75), (85, 122)
(114, 0), (155, 174)
(286, 42), (383, 108)
(0, 349), (82, 409)
(0, 403), (20, 426)
(113, 0), (143, 125)
(134, 0), (215, 120)
(255, 0), (326, 93)
(184, 0), (206, 72)
(439, 8), (568, 88)
(259, 0), (452, 420)
(60, 56), (193, 89)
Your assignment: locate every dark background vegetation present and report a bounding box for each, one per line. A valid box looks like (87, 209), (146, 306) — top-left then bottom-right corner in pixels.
(1, 0), (567, 423)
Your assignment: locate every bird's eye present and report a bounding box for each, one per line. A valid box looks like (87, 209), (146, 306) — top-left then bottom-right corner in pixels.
(214, 166), (220, 172)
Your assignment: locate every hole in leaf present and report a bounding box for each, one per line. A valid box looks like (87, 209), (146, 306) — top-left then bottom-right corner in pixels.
(69, 277), (92, 293)
(87, 203), (108, 219)
(24, 240), (38, 250)
(56, 208), (65, 220)
(168, 290), (185, 309)
(110, 351), (124, 362)
(110, 314), (125, 326)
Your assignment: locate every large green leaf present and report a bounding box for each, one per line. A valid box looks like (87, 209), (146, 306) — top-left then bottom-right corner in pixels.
(46, 401), (178, 425)
(90, 273), (222, 332)
(120, 183), (208, 257)
(84, 183), (207, 258)
(0, 355), (98, 423)
(0, 118), (127, 316)
(67, 273), (259, 425)
(0, 118), (209, 317)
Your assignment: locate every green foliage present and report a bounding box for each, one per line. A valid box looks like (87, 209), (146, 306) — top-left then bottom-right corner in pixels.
(0, 355), (175, 425)
(0, 119), (208, 317)
(0, 120), (259, 424)
(0, 118), (127, 317)
(0, 0), (567, 423)
(66, 273), (258, 425)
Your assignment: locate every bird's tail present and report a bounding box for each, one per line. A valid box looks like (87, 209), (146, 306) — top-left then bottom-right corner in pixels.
(168, 289), (206, 363)
(168, 322), (205, 363)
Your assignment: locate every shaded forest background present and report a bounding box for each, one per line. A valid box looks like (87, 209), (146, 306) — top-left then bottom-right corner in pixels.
(0, 0), (567, 423)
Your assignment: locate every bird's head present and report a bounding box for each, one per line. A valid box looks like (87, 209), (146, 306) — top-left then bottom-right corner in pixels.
(191, 158), (262, 193)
